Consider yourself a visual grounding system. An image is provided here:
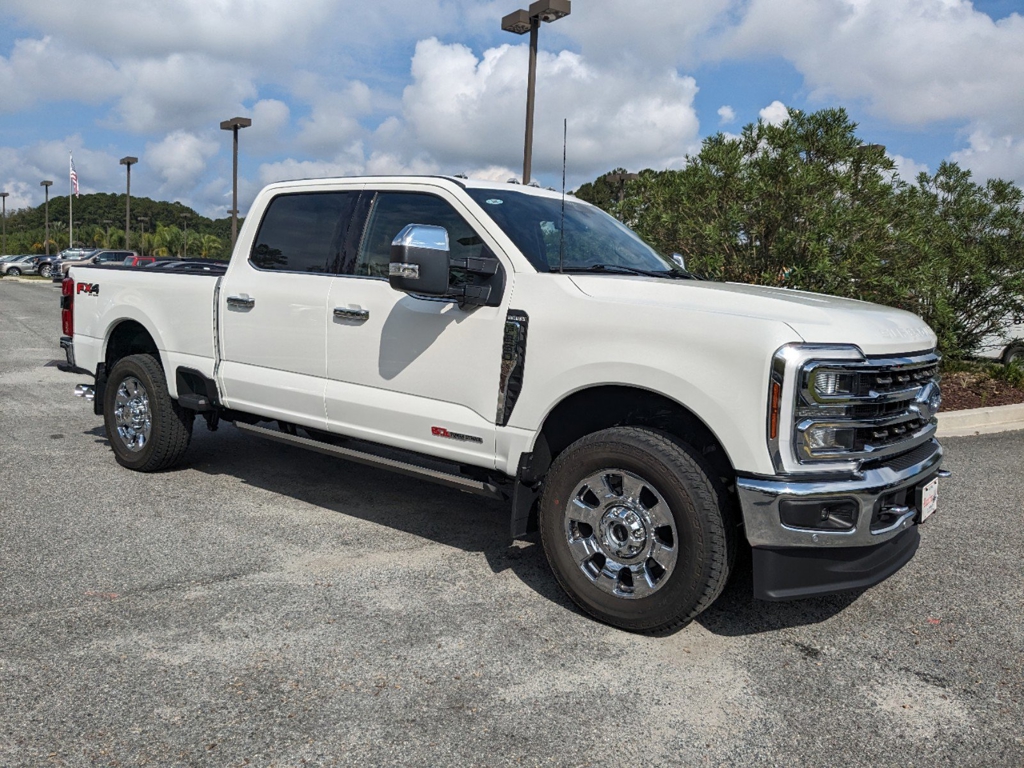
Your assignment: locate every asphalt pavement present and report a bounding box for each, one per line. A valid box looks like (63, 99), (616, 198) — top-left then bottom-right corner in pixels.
(1, 279), (1022, 767)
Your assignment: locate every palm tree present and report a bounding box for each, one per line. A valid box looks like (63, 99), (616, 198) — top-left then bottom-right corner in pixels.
(153, 224), (183, 258)
(199, 234), (224, 259)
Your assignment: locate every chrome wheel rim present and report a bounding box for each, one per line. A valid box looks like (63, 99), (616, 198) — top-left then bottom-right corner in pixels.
(564, 468), (678, 599)
(113, 376), (152, 452)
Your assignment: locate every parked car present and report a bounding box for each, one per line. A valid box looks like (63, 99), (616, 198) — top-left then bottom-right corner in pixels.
(54, 249), (137, 281)
(0, 254), (39, 276)
(40, 248), (92, 278)
(124, 255), (156, 267)
(60, 174), (947, 633)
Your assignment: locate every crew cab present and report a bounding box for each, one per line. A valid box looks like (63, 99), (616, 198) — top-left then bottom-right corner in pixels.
(59, 175), (947, 633)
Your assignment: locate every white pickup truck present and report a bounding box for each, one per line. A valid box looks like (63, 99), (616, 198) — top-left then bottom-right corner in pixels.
(60, 175), (947, 633)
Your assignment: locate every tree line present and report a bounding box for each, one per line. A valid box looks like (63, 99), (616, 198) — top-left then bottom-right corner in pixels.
(576, 107), (1024, 361)
(1, 192), (240, 259)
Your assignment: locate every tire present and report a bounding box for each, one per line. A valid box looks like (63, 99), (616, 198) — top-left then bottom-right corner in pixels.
(1004, 343), (1024, 366)
(539, 427), (737, 634)
(7, 267), (20, 276)
(38, 263), (52, 278)
(103, 353), (193, 471)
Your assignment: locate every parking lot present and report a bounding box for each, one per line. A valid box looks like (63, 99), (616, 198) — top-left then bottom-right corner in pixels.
(1, 279), (1022, 767)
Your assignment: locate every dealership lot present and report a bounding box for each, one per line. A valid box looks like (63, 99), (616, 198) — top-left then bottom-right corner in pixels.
(1, 280), (1022, 767)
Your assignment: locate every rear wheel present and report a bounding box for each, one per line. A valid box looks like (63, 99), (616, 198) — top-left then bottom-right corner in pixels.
(103, 354), (193, 471)
(539, 427), (737, 634)
(38, 263), (52, 278)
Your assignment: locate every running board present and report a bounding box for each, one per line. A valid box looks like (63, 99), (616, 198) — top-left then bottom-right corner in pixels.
(233, 421), (506, 500)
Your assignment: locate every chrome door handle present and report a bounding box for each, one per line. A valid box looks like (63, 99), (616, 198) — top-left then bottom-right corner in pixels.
(333, 307), (369, 321)
(226, 295), (255, 309)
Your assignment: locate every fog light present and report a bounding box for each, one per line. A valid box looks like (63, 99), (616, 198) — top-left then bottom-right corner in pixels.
(780, 499), (858, 530)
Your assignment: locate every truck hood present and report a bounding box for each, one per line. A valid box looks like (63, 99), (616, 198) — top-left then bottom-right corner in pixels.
(569, 275), (936, 357)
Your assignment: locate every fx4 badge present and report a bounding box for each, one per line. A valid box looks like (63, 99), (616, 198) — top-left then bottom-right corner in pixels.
(431, 426), (483, 444)
(76, 282), (99, 296)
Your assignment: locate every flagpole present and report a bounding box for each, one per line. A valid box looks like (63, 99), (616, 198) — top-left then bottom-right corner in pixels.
(69, 152), (74, 249)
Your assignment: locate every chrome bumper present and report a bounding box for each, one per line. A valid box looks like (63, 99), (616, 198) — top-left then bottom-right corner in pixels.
(736, 440), (945, 549)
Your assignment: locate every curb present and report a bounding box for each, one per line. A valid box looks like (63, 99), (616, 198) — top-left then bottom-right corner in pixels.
(937, 402), (1024, 437)
(0, 277), (58, 285)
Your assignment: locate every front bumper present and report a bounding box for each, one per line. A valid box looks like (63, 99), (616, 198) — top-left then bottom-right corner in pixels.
(737, 439), (944, 599)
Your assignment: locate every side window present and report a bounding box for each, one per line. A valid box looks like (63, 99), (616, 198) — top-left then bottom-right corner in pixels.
(251, 192), (358, 274)
(355, 192), (485, 279)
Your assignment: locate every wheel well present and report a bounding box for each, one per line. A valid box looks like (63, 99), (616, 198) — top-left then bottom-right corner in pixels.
(526, 386), (736, 486)
(105, 320), (159, 371)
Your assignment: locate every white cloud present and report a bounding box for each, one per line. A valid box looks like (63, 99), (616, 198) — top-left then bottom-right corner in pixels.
(0, 36), (124, 113)
(951, 128), (1024, 189)
(0, 138), (125, 209)
(401, 38), (700, 181)
(145, 131), (219, 195)
(717, 105), (736, 125)
(246, 99), (292, 155)
(759, 101), (789, 126)
(722, 0), (1024, 130)
(889, 153), (930, 183)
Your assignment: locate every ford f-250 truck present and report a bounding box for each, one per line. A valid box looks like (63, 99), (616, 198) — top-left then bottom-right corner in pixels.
(59, 175), (947, 633)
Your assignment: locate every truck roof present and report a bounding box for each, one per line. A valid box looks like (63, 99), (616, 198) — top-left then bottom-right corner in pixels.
(259, 175), (579, 203)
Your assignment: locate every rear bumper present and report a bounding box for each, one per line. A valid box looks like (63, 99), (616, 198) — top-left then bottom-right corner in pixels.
(59, 335), (91, 376)
(737, 440), (944, 599)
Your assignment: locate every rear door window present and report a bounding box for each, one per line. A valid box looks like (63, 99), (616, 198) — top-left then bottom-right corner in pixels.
(251, 191), (360, 274)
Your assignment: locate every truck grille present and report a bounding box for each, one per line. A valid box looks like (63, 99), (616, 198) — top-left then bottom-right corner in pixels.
(793, 352), (941, 465)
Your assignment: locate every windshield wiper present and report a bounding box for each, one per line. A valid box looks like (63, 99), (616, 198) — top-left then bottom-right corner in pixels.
(553, 264), (693, 279)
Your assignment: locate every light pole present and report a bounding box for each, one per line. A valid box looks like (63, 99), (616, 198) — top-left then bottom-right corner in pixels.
(220, 117), (251, 250)
(103, 219), (113, 248)
(0, 191), (8, 256)
(40, 181), (53, 256)
(180, 212), (190, 259)
(501, 0), (571, 185)
(120, 156), (138, 249)
(605, 171), (638, 219)
(137, 216), (149, 256)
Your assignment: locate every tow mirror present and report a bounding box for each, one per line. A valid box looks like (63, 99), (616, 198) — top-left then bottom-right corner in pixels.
(389, 224), (450, 297)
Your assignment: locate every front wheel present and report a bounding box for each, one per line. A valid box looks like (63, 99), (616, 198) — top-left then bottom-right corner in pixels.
(103, 353), (193, 471)
(1004, 343), (1024, 366)
(539, 427), (737, 634)
(7, 267), (20, 276)
(38, 263), (52, 278)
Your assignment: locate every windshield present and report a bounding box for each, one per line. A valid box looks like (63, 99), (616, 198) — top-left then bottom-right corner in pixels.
(466, 188), (685, 276)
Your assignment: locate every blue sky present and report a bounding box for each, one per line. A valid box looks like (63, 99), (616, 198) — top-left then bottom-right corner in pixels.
(1, 0), (1022, 219)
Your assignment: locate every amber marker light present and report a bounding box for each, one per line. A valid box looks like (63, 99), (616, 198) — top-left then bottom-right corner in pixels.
(769, 381), (782, 440)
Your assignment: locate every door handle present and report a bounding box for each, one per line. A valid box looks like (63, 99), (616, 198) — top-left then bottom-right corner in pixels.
(333, 307), (369, 321)
(226, 294), (255, 309)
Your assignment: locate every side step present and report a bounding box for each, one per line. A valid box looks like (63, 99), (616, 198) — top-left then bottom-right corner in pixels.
(233, 421), (506, 500)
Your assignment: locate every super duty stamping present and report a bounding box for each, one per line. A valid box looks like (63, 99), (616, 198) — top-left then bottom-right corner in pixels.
(59, 175), (947, 633)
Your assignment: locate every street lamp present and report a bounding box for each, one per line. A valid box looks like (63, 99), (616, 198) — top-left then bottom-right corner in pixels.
(120, 156), (138, 249)
(220, 116), (251, 250)
(137, 216), (149, 256)
(501, 0), (571, 185)
(40, 181), (53, 256)
(0, 191), (8, 256)
(180, 212), (190, 259)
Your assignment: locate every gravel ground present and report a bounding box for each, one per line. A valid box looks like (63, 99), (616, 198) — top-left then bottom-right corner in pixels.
(1, 280), (1022, 767)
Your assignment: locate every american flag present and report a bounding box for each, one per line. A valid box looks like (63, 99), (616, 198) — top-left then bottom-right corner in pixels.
(70, 154), (79, 197)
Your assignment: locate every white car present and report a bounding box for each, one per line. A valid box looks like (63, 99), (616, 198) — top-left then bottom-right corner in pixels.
(975, 315), (1024, 365)
(58, 175), (947, 632)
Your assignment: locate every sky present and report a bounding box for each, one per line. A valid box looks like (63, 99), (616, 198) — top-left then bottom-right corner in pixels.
(1, 0), (1023, 220)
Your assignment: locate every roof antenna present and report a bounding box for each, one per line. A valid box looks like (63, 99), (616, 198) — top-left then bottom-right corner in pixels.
(559, 117), (567, 274)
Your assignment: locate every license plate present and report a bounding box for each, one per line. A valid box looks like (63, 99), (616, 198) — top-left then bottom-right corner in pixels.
(919, 478), (939, 522)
